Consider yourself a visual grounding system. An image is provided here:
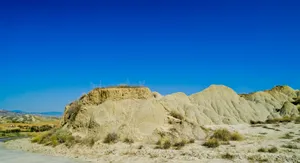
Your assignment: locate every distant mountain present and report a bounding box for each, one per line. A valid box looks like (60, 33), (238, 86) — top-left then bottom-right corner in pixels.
(33, 112), (63, 117)
(6, 110), (62, 117)
(0, 109), (60, 124)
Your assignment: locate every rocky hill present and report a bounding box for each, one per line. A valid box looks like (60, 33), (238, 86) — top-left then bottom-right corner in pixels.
(61, 85), (300, 143)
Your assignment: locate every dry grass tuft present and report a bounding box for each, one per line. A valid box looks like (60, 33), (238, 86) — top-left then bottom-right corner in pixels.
(211, 128), (232, 141)
(211, 128), (244, 141)
(203, 138), (220, 148)
(230, 132), (244, 141)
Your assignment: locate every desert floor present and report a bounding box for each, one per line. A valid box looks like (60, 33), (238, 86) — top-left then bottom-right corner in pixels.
(4, 123), (300, 163)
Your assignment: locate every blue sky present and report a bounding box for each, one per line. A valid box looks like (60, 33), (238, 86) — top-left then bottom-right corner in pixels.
(1, 0), (299, 112)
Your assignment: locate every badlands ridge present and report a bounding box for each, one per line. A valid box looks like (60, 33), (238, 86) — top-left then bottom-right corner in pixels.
(61, 85), (300, 143)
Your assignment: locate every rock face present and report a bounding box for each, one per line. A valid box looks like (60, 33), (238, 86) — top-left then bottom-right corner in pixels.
(61, 85), (299, 143)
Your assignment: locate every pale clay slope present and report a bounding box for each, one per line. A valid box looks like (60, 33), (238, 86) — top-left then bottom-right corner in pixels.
(62, 85), (299, 142)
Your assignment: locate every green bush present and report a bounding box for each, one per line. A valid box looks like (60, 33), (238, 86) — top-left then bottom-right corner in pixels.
(31, 129), (74, 147)
(203, 138), (220, 148)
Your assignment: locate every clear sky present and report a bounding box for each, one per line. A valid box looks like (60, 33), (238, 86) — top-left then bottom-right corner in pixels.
(1, 0), (299, 112)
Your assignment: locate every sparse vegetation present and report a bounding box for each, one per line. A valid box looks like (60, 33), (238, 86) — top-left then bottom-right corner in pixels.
(230, 132), (244, 141)
(188, 138), (195, 143)
(247, 155), (268, 162)
(31, 129), (74, 147)
(262, 125), (280, 131)
(292, 138), (300, 143)
(280, 133), (294, 139)
(281, 144), (299, 149)
(103, 133), (119, 144)
(123, 138), (134, 144)
(268, 147), (278, 153)
(173, 140), (186, 150)
(258, 147), (278, 153)
(162, 140), (172, 149)
(265, 116), (293, 124)
(211, 128), (232, 141)
(295, 116), (300, 124)
(211, 128), (244, 141)
(252, 116), (296, 125)
(203, 138), (220, 148)
(80, 137), (97, 147)
(155, 137), (172, 149)
(250, 120), (264, 125)
(221, 153), (235, 160)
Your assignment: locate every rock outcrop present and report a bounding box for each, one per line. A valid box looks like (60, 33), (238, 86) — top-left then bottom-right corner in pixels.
(61, 85), (300, 143)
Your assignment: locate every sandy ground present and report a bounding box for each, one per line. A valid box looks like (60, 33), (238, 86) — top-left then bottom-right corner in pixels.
(4, 123), (300, 163)
(0, 142), (85, 163)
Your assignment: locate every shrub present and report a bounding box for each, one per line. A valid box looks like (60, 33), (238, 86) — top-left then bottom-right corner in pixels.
(258, 147), (278, 153)
(169, 111), (184, 120)
(103, 133), (118, 144)
(221, 153), (235, 160)
(203, 138), (219, 148)
(155, 137), (172, 149)
(31, 134), (43, 143)
(280, 133), (294, 139)
(88, 138), (96, 147)
(211, 129), (232, 141)
(257, 148), (267, 152)
(173, 140), (186, 150)
(31, 129), (74, 147)
(250, 120), (264, 125)
(265, 116), (293, 124)
(292, 138), (300, 143)
(295, 117), (300, 124)
(162, 140), (172, 149)
(268, 147), (278, 153)
(188, 139), (195, 144)
(281, 144), (299, 149)
(230, 132), (244, 141)
(123, 138), (134, 144)
(50, 135), (59, 147)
